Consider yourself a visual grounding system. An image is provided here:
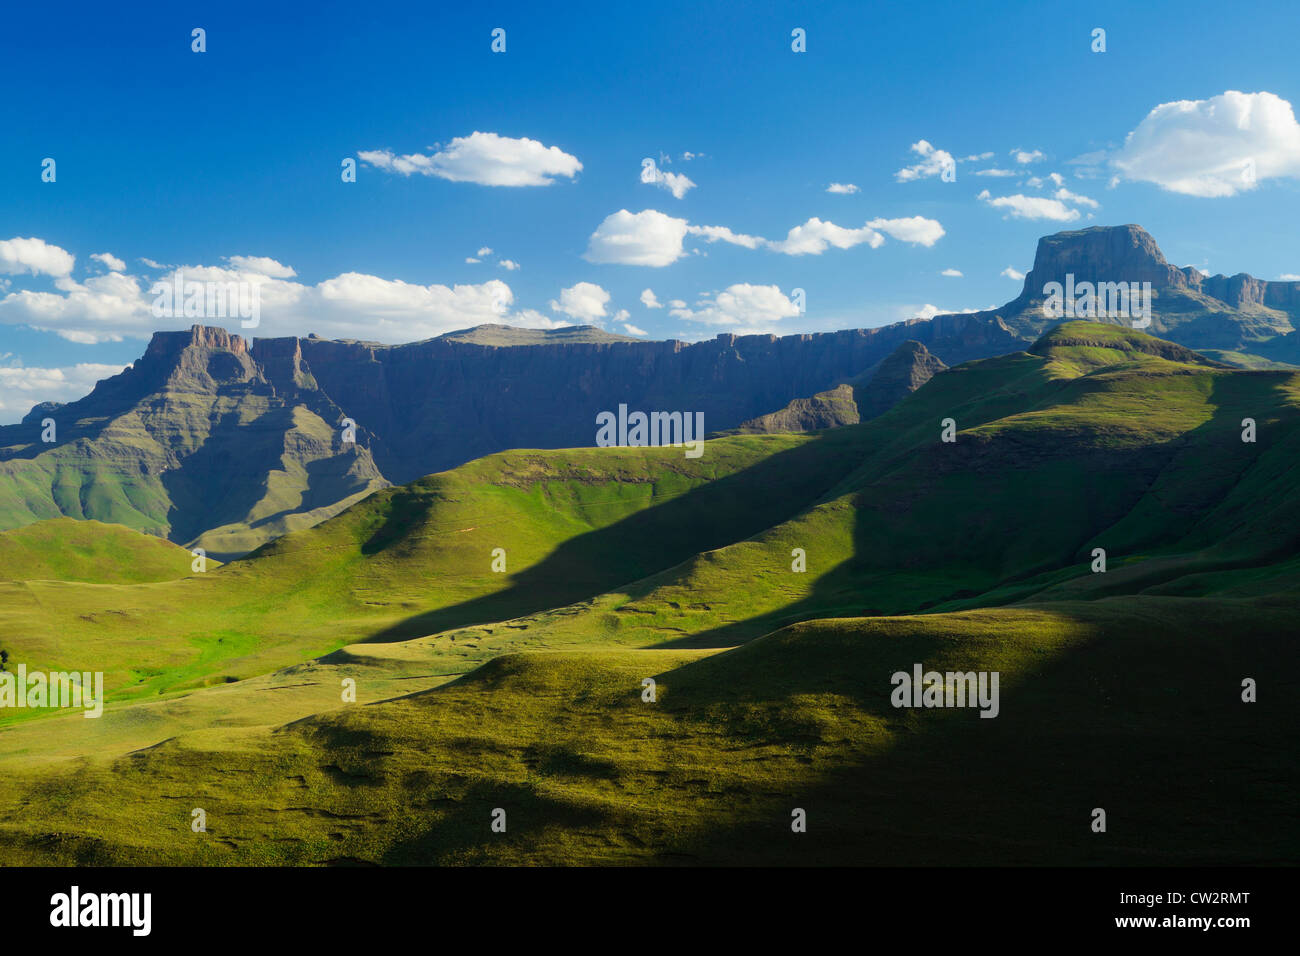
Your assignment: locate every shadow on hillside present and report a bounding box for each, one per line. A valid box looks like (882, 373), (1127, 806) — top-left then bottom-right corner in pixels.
(356, 427), (871, 643)
(374, 595), (1297, 865)
(644, 366), (1297, 649)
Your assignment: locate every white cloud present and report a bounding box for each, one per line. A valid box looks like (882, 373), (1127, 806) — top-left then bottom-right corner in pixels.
(648, 169), (696, 199)
(498, 259), (520, 271)
(826, 182), (860, 194)
(867, 216), (945, 247)
(550, 282), (611, 323)
(977, 189), (1082, 222)
(974, 168), (1017, 177)
(941, 268), (963, 277)
(477, 247), (493, 257)
(767, 218), (884, 255)
(1112, 90), (1300, 197)
(686, 224), (764, 249)
(465, 257), (481, 264)
(612, 309), (630, 322)
(1049, 172), (1065, 186)
(139, 257), (167, 270)
(0, 271), (153, 342)
(669, 283), (800, 330)
(585, 209), (691, 266)
(961, 152), (994, 162)
(0, 237), (75, 277)
(226, 255), (297, 278)
(623, 322), (648, 336)
(1280, 273), (1300, 281)
(0, 363), (129, 423)
(586, 209), (945, 263)
(909, 304), (984, 320)
(668, 299), (686, 309)
(1054, 187), (1099, 209)
(1013, 149), (1045, 164)
(90, 252), (127, 273)
(1001, 266), (1026, 280)
(0, 249), (570, 344)
(640, 288), (662, 308)
(896, 140), (957, 182)
(359, 132), (582, 187)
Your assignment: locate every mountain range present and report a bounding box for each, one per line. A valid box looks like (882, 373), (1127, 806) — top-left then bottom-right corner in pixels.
(2, 224), (1297, 558)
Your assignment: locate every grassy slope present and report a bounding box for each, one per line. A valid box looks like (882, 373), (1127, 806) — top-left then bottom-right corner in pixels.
(0, 597), (1288, 865)
(0, 431), (863, 716)
(0, 381), (388, 561)
(0, 322), (1294, 865)
(0, 518), (209, 584)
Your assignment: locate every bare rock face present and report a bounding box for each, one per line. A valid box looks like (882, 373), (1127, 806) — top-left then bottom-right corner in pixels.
(854, 340), (948, 420)
(975, 224), (1300, 350)
(729, 340), (949, 434)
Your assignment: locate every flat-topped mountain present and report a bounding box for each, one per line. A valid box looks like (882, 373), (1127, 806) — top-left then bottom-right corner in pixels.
(946, 224), (1300, 359)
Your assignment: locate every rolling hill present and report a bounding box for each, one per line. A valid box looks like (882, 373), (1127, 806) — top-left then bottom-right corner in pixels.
(0, 321), (1294, 865)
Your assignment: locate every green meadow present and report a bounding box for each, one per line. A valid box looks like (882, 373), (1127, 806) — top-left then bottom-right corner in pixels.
(0, 323), (1294, 865)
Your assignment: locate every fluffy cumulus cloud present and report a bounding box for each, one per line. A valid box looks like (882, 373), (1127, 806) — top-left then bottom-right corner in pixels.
(1112, 90), (1300, 197)
(826, 182), (860, 194)
(867, 216), (945, 246)
(226, 255), (296, 278)
(895, 140), (956, 182)
(0, 240), (570, 345)
(942, 268), (963, 277)
(648, 168), (696, 199)
(549, 282), (611, 323)
(977, 189), (1082, 222)
(1013, 149), (1045, 164)
(1001, 266), (1026, 280)
(767, 218), (884, 255)
(359, 132), (582, 187)
(0, 271), (154, 343)
(0, 362), (130, 421)
(90, 252), (127, 273)
(0, 237), (75, 277)
(640, 288), (662, 308)
(622, 322), (648, 336)
(669, 284), (801, 332)
(585, 209), (691, 266)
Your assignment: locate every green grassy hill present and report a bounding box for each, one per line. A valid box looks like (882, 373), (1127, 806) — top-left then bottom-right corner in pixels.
(0, 518), (209, 584)
(0, 321), (1294, 865)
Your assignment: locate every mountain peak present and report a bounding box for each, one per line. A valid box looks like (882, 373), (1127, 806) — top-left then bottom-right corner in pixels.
(1019, 224), (1189, 297)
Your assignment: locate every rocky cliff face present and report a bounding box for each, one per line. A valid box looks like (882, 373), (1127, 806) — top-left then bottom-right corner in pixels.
(854, 340), (948, 420)
(729, 339), (949, 434)
(0, 315), (1020, 553)
(0, 326), (389, 560)
(983, 224), (1300, 350)
(289, 315), (1019, 483)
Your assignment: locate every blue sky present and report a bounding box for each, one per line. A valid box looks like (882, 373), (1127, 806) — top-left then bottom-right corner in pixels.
(1, 0), (1298, 421)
